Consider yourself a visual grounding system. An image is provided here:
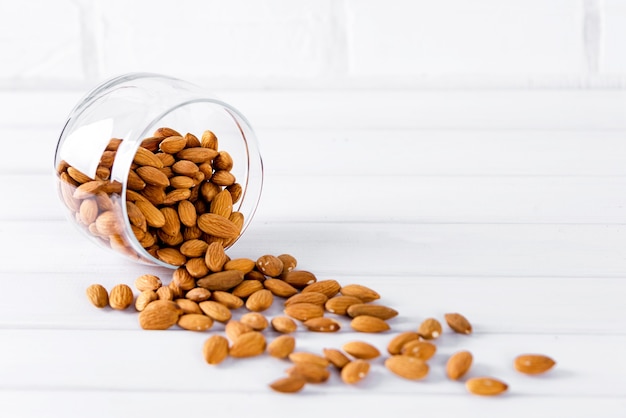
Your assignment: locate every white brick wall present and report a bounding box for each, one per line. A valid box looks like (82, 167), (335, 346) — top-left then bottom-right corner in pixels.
(0, 0), (624, 89)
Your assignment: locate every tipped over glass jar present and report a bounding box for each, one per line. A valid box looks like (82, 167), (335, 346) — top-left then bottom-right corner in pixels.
(54, 73), (263, 268)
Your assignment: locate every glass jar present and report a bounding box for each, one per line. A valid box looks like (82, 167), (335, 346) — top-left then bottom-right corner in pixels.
(54, 73), (263, 268)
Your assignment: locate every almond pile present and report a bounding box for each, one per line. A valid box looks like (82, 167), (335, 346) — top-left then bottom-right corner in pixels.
(86, 251), (556, 396)
(57, 127), (244, 265)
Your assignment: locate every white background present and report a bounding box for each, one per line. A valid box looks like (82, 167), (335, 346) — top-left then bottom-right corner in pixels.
(1, 1), (626, 417)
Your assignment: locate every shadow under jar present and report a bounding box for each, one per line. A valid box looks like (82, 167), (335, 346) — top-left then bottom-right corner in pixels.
(54, 73), (263, 268)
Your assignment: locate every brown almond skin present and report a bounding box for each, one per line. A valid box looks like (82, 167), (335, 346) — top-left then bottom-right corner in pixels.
(387, 331), (420, 355)
(198, 301), (232, 323)
(225, 320), (253, 342)
(271, 316), (298, 333)
(135, 290), (157, 312)
(264, 279), (298, 298)
(267, 335), (296, 359)
(109, 284), (134, 310)
(211, 291), (244, 309)
(385, 355), (429, 380)
(446, 351), (473, 380)
(350, 315), (390, 333)
(514, 354), (556, 375)
(277, 254), (298, 273)
(466, 377), (508, 396)
(86, 284), (108, 308)
(287, 362), (330, 384)
(196, 270), (244, 291)
(340, 284), (380, 302)
(325, 296), (363, 316)
(240, 312), (269, 331)
(232, 280), (265, 298)
(289, 352), (329, 368)
(281, 270), (316, 288)
(343, 341), (381, 360)
(284, 303), (325, 322)
(269, 376), (306, 394)
(138, 300), (182, 330)
(177, 314), (214, 331)
(203, 335), (229, 365)
(230, 331), (266, 358)
(303, 317), (341, 332)
(346, 303), (398, 320)
(418, 318), (443, 340)
(256, 255), (284, 277)
(245, 289), (274, 312)
(134, 274), (162, 292)
(284, 292), (328, 307)
(302, 280), (341, 298)
(401, 340), (437, 361)
(323, 348), (351, 370)
(444, 312), (473, 335)
(341, 360), (370, 384)
(174, 298), (202, 315)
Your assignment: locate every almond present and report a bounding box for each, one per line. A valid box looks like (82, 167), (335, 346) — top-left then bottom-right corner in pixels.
(281, 270), (317, 289)
(350, 315), (390, 333)
(79, 199), (98, 224)
(230, 331), (266, 358)
(177, 200), (197, 227)
(303, 317), (341, 332)
(284, 303), (325, 322)
(134, 274), (162, 292)
(172, 267), (196, 291)
(401, 340), (437, 361)
(209, 190), (233, 218)
(444, 313), (473, 335)
(387, 331), (421, 355)
(269, 376), (306, 394)
(133, 146), (164, 168)
(341, 360), (370, 384)
(245, 289), (274, 312)
(514, 354), (556, 375)
(418, 318), (442, 340)
(138, 300), (182, 330)
(385, 355), (429, 380)
(154, 127), (181, 138)
(201, 130), (218, 150)
(288, 352), (329, 368)
(185, 257), (209, 278)
(343, 341), (380, 360)
(184, 287), (212, 302)
(346, 304), (398, 320)
(323, 348), (351, 370)
(199, 301), (232, 323)
(211, 291), (244, 309)
(176, 147), (218, 163)
(277, 254), (297, 273)
(172, 159), (199, 176)
(302, 280), (341, 298)
(185, 132), (201, 147)
(163, 188), (191, 205)
(224, 258), (257, 273)
(264, 278), (298, 298)
(136, 166), (170, 187)
(287, 362), (330, 384)
(155, 152), (175, 167)
(213, 150), (234, 170)
(109, 284), (133, 310)
(156, 285), (174, 301)
(135, 201), (166, 228)
(159, 135), (187, 154)
(177, 314), (214, 331)
(225, 320), (253, 342)
(159, 207), (180, 236)
(324, 296), (363, 315)
(240, 312), (269, 331)
(232, 280), (264, 298)
(196, 270), (244, 291)
(256, 255), (284, 277)
(211, 170), (236, 186)
(174, 298), (202, 315)
(446, 351), (473, 380)
(465, 377), (508, 396)
(203, 335), (229, 365)
(267, 335), (296, 359)
(135, 290), (157, 311)
(271, 316), (298, 334)
(197, 213), (240, 239)
(284, 292), (328, 307)
(340, 284), (380, 302)
(179, 239), (208, 258)
(86, 284), (108, 308)
(94, 210), (122, 235)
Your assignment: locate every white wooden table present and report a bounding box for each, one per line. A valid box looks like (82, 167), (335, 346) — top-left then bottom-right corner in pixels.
(1, 89), (625, 417)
